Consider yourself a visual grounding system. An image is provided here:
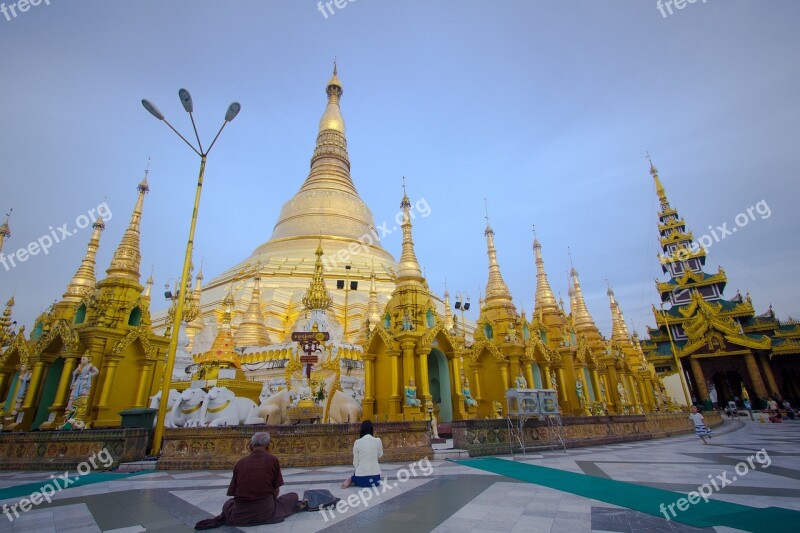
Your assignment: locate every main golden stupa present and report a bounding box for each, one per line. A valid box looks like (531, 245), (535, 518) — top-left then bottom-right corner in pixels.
(159, 65), (399, 351)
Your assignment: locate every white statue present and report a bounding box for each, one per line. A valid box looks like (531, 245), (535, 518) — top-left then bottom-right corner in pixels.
(149, 389), (181, 428)
(169, 388), (207, 427)
(426, 401), (439, 439)
(514, 370), (527, 389)
(405, 379), (422, 407)
(200, 386), (264, 426)
(66, 354), (99, 412)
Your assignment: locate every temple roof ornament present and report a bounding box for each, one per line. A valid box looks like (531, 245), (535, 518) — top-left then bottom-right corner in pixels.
(302, 242), (334, 311)
(366, 266), (381, 331)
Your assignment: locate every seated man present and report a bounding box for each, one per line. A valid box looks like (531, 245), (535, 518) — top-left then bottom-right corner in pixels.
(195, 432), (300, 529)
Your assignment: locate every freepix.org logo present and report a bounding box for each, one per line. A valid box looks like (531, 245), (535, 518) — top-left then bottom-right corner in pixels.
(1, 0), (51, 23)
(0, 202), (112, 272)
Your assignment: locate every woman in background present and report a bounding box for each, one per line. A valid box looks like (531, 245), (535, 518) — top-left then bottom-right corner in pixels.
(341, 420), (383, 488)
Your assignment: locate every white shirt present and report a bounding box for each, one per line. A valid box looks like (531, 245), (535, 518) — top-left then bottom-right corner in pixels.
(353, 434), (383, 476)
(689, 412), (705, 426)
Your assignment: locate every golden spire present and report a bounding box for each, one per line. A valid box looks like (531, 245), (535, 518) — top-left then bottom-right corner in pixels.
(443, 282), (454, 332)
(221, 285), (235, 329)
(397, 182), (424, 283)
(607, 282), (633, 347)
(366, 265), (381, 331)
(569, 267), (599, 334)
(319, 59), (345, 135)
(302, 241), (333, 310)
(0, 209), (10, 254)
(483, 201), (512, 304)
(62, 220), (105, 304)
(647, 153), (668, 204)
(105, 172), (148, 283)
(264, 63), (389, 249)
(143, 272), (153, 300)
(234, 276), (271, 348)
(532, 233), (558, 315)
(183, 268), (206, 352)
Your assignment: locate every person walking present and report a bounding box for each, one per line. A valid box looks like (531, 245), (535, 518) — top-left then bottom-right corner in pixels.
(342, 420), (383, 488)
(689, 406), (712, 445)
(743, 399), (754, 420)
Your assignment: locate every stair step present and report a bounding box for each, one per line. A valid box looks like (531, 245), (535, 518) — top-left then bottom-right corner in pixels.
(117, 460), (158, 473)
(433, 448), (470, 460)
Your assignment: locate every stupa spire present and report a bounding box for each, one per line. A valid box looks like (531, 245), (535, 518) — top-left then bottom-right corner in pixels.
(0, 209), (11, 254)
(483, 200), (512, 304)
(569, 267), (599, 335)
(532, 231), (558, 315)
(648, 153), (669, 205)
(443, 281), (454, 332)
(397, 180), (424, 283)
(61, 220), (105, 304)
(302, 241), (334, 310)
(235, 276), (271, 348)
(607, 281), (633, 347)
(105, 171), (149, 283)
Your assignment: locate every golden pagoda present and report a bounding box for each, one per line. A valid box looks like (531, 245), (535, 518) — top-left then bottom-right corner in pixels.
(2, 172), (169, 430)
(641, 159), (800, 407)
(162, 65), (399, 347)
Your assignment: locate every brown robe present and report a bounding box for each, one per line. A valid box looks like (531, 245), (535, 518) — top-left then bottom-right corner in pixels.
(195, 449), (299, 529)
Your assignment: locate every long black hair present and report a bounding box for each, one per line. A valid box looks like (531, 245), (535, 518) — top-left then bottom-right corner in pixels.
(360, 420), (374, 438)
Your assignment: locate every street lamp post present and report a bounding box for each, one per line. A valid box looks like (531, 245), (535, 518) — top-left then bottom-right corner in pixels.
(143, 90), (240, 456)
(660, 302), (692, 407)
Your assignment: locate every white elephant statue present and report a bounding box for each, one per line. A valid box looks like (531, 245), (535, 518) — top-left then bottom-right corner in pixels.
(201, 386), (264, 427)
(149, 389), (181, 428)
(169, 388), (207, 427)
(327, 390), (362, 423)
(258, 389), (294, 425)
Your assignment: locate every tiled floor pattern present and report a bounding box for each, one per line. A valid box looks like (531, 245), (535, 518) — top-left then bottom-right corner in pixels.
(0, 418), (798, 532)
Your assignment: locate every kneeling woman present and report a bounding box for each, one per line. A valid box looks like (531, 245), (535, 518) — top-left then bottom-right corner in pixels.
(342, 420), (383, 488)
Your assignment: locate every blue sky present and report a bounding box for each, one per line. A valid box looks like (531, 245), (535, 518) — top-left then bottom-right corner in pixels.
(1, 0), (798, 337)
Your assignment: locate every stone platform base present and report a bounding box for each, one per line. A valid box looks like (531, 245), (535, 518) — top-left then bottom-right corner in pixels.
(0, 428), (149, 471)
(157, 420), (433, 470)
(452, 412), (723, 457)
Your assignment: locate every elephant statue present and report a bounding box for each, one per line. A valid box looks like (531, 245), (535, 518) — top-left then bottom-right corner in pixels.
(149, 389), (181, 428)
(169, 388), (207, 427)
(327, 390), (362, 423)
(258, 389), (294, 425)
(201, 386), (264, 427)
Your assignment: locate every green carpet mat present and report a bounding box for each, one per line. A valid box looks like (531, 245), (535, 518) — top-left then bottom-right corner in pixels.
(0, 471), (150, 502)
(454, 457), (799, 532)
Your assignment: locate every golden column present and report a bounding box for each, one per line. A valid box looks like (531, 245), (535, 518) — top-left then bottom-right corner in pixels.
(689, 357), (709, 402)
(416, 346), (432, 402)
(40, 354), (80, 428)
(388, 349), (402, 418)
(134, 361), (155, 407)
(523, 361), (535, 390)
(743, 353), (767, 399)
(758, 354), (779, 396)
(362, 353), (375, 419)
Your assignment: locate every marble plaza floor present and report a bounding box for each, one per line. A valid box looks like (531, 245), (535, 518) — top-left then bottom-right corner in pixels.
(1, 418), (799, 532)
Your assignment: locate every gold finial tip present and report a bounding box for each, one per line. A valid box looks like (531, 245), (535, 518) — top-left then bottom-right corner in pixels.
(570, 267), (578, 277)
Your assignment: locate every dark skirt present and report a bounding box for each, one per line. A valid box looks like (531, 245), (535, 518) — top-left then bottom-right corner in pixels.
(351, 474), (381, 487)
